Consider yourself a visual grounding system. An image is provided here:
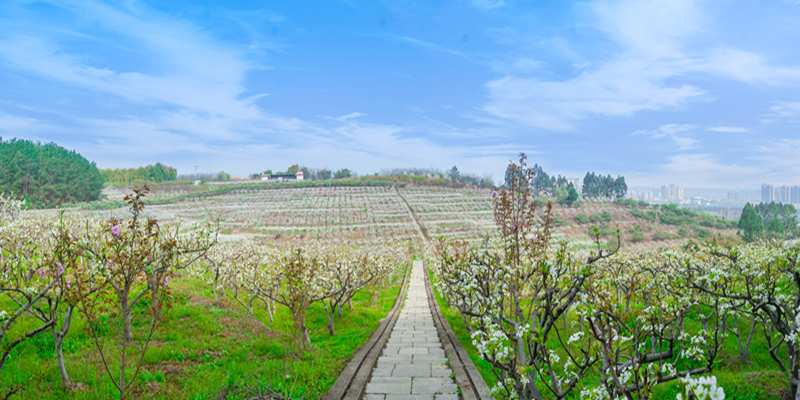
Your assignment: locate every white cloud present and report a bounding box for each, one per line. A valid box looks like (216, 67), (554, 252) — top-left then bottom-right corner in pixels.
(709, 126), (747, 133)
(769, 102), (800, 120)
(471, 0), (507, 10)
(333, 112), (365, 121)
(481, 0), (800, 131)
(634, 153), (763, 188)
(633, 124), (697, 150)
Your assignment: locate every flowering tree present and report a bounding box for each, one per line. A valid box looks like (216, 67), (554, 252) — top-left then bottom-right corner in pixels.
(0, 192), (23, 222)
(583, 252), (724, 399)
(318, 246), (376, 335)
(435, 154), (615, 399)
(690, 243), (800, 399)
(69, 185), (215, 400)
(268, 246), (327, 345)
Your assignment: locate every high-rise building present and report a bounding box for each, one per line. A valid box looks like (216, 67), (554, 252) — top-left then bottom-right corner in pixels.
(660, 183), (683, 200)
(763, 184), (775, 203)
(761, 184), (800, 204)
(567, 178), (582, 193)
(728, 191), (739, 200)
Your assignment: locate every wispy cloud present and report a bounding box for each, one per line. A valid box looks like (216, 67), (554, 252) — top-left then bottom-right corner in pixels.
(471, 0), (507, 10)
(327, 112), (366, 121)
(481, 0), (800, 131)
(642, 153), (763, 188)
(633, 124), (697, 151)
(709, 126), (747, 133)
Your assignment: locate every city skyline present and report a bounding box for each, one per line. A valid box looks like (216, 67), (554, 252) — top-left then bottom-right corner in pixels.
(1, 1), (800, 187)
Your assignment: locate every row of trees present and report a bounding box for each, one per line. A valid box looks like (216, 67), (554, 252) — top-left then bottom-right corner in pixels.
(0, 186), (406, 399)
(195, 239), (404, 343)
(100, 163), (177, 185)
(0, 187), (214, 399)
(505, 163), (627, 199)
(738, 201), (799, 242)
(432, 154), (798, 400)
(582, 171), (627, 198)
(0, 138), (104, 207)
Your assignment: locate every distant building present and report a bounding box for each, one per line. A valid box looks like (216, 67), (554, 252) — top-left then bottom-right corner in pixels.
(660, 183), (683, 200)
(261, 171), (304, 182)
(762, 183), (800, 204)
(727, 191), (738, 200)
(567, 178), (582, 193)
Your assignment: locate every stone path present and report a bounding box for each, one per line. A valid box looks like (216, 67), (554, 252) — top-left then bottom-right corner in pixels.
(363, 260), (459, 400)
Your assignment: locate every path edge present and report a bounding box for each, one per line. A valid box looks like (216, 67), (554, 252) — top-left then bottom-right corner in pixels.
(423, 260), (491, 400)
(321, 260), (413, 400)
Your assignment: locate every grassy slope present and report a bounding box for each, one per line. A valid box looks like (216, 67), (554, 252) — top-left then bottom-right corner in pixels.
(1, 270), (405, 399)
(428, 265), (788, 400)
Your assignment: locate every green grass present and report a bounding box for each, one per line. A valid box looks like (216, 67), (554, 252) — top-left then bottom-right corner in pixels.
(427, 267), (790, 400)
(1, 270), (405, 399)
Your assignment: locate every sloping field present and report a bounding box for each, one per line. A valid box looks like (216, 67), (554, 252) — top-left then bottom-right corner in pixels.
(84, 184), (737, 250)
(398, 186), (495, 241)
(143, 185), (420, 244)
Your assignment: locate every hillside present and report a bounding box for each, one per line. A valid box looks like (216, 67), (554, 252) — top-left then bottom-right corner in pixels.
(81, 184), (739, 251)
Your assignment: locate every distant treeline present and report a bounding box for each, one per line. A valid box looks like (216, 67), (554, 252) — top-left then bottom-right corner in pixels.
(253, 164), (494, 188)
(510, 162), (627, 199)
(582, 171), (627, 199)
(101, 163), (177, 185)
(0, 138), (104, 208)
(177, 171), (231, 182)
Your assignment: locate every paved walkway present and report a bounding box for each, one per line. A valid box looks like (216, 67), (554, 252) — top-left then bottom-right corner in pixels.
(363, 260), (459, 400)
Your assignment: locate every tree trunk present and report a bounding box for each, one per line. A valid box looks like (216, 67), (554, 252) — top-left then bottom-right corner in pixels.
(121, 291), (133, 343)
(324, 300), (335, 336)
(53, 305), (74, 390)
(299, 321), (310, 345)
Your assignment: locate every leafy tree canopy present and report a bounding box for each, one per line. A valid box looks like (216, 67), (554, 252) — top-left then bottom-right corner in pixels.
(100, 162), (177, 186)
(582, 171), (627, 198)
(738, 202), (763, 243)
(0, 137), (104, 208)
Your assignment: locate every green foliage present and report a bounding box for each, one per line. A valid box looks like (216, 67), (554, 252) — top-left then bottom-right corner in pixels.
(286, 164), (300, 174)
(0, 137), (104, 207)
(575, 213), (590, 224)
(652, 230), (672, 241)
(575, 211), (613, 224)
(631, 231), (646, 242)
(693, 226), (712, 239)
(100, 162), (177, 186)
(334, 168), (352, 179)
(566, 186), (579, 205)
(738, 202), (763, 243)
(617, 198), (638, 207)
(581, 171), (627, 198)
(755, 201), (799, 239)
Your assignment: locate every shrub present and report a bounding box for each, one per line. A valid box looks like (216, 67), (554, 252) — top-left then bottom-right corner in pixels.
(652, 230), (672, 241)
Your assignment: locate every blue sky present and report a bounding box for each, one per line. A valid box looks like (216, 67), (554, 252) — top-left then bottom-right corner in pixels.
(1, 0), (799, 188)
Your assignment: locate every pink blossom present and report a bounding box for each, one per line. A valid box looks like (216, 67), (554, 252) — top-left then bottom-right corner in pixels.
(57, 262), (63, 276)
(111, 225), (120, 237)
(491, 190), (496, 196)
(38, 269), (46, 279)
(66, 280), (71, 290)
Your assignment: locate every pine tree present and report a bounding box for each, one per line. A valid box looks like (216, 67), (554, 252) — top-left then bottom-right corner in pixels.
(738, 202), (763, 243)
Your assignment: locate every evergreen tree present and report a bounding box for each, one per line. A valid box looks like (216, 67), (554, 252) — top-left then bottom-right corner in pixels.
(738, 202), (763, 243)
(0, 138), (104, 207)
(566, 185), (579, 205)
